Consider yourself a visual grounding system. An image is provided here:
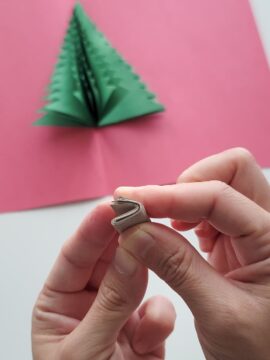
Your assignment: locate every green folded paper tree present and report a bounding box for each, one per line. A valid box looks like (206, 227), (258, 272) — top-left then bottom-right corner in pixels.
(35, 3), (164, 127)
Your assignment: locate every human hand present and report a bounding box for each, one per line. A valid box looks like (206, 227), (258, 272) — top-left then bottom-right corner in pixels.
(32, 204), (175, 360)
(115, 148), (270, 360)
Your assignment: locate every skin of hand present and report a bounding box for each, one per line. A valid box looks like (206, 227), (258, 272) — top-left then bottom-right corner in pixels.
(32, 205), (176, 360)
(115, 148), (270, 360)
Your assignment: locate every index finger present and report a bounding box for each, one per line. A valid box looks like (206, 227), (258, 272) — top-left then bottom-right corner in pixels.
(115, 182), (270, 264)
(177, 148), (270, 211)
(45, 203), (116, 293)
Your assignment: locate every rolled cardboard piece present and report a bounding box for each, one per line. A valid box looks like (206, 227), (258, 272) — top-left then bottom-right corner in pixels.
(111, 197), (150, 233)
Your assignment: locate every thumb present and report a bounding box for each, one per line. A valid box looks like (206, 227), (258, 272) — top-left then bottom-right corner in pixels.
(119, 222), (236, 319)
(67, 248), (148, 359)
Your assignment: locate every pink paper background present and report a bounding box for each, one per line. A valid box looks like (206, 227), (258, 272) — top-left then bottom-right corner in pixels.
(1, 0), (270, 213)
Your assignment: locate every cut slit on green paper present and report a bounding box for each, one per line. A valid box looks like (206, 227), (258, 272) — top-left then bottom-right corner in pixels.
(34, 2), (164, 127)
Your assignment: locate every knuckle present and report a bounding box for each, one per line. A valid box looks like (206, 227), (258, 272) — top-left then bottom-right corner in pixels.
(210, 179), (231, 193)
(210, 180), (232, 204)
(98, 283), (129, 313)
(177, 170), (188, 183)
(208, 180), (232, 217)
(157, 246), (193, 290)
(177, 169), (197, 183)
(32, 305), (43, 325)
(230, 147), (255, 165)
(211, 178), (232, 195)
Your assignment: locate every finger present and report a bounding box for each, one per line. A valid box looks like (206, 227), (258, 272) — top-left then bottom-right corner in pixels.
(195, 220), (218, 253)
(171, 219), (218, 253)
(175, 148), (270, 240)
(36, 288), (96, 322)
(64, 248), (148, 358)
(171, 219), (217, 255)
(226, 258), (270, 284)
(177, 147), (270, 211)
(115, 182), (270, 265)
(171, 219), (199, 231)
(171, 212), (219, 254)
(119, 222), (238, 320)
(132, 296), (176, 355)
(208, 233), (241, 273)
(46, 203), (116, 292)
(87, 234), (118, 289)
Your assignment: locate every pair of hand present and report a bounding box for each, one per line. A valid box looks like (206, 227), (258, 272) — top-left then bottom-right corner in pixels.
(32, 148), (270, 359)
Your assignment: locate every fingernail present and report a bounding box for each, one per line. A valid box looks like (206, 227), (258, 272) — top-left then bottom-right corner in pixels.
(119, 228), (155, 259)
(113, 247), (138, 275)
(114, 186), (134, 198)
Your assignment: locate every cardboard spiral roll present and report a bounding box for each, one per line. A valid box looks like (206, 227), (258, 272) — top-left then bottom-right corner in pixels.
(111, 197), (150, 233)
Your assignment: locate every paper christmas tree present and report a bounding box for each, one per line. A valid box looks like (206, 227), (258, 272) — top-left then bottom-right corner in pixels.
(35, 3), (164, 127)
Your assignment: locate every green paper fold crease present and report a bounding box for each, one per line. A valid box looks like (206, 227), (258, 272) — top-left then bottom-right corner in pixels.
(35, 3), (164, 127)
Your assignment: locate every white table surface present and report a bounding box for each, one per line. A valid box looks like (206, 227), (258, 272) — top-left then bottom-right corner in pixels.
(1, 1), (269, 359)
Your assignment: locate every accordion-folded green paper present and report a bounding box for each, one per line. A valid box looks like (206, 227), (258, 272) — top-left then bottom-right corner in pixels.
(35, 3), (164, 127)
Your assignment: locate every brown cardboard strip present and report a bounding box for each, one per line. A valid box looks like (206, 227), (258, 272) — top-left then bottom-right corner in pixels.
(111, 197), (150, 233)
